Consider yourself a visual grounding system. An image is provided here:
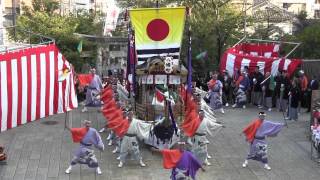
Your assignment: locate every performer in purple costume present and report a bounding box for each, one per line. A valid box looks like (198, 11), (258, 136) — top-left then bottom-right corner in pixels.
(65, 120), (104, 175)
(152, 142), (205, 180)
(82, 68), (103, 112)
(171, 150), (203, 180)
(242, 112), (284, 170)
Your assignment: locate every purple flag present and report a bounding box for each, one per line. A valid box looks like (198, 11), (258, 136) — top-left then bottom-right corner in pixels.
(126, 27), (136, 97)
(130, 31), (136, 95)
(126, 27), (131, 93)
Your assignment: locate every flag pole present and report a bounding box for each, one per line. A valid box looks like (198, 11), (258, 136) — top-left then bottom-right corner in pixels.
(186, 7), (192, 107)
(126, 9), (131, 98)
(132, 29), (137, 111)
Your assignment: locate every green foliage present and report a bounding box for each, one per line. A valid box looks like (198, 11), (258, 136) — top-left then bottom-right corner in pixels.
(179, 0), (244, 73)
(8, 0), (103, 71)
(281, 23), (320, 59)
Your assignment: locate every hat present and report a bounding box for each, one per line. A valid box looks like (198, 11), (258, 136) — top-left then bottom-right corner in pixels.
(83, 120), (92, 126)
(259, 112), (266, 116)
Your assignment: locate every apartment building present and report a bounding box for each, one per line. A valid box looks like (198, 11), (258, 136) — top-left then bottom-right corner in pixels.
(271, 0), (320, 18)
(231, 0), (320, 18)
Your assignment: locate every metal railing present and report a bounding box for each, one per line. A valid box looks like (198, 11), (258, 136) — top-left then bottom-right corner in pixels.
(0, 26), (55, 53)
(233, 36), (301, 58)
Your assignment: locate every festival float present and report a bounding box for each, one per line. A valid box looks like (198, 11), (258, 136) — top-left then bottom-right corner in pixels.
(99, 6), (221, 150)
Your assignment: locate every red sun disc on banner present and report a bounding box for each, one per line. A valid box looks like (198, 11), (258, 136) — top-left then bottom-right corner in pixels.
(147, 19), (169, 41)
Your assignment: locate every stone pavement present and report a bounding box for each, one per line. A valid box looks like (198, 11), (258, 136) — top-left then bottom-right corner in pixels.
(0, 106), (319, 180)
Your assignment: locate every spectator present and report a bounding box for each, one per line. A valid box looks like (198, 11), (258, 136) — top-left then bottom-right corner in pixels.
(275, 71), (290, 112)
(299, 70), (308, 111)
(286, 79), (300, 121)
(307, 75), (319, 112)
(251, 66), (264, 108)
(219, 70), (232, 107)
(261, 72), (273, 111)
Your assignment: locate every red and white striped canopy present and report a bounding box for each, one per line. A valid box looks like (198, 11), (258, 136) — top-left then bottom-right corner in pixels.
(0, 44), (78, 132)
(220, 43), (302, 77)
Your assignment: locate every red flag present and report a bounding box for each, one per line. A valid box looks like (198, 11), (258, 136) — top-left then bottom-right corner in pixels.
(112, 119), (130, 137)
(100, 89), (113, 102)
(70, 127), (88, 143)
(182, 110), (201, 137)
(78, 74), (93, 86)
(103, 99), (117, 109)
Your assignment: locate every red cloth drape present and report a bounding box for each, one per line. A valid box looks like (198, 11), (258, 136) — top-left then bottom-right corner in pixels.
(161, 149), (183, 169)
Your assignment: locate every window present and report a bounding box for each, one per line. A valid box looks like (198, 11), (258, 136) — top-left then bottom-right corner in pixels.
(283, 3), (289, 10)
(315, 10), (320, 18)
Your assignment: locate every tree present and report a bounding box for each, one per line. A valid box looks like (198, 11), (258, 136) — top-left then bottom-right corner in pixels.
(281, 23), (320, 59)
(117, 0), (177, 8)
(8, 0), (103, 71)
(178, 0), (244, 71)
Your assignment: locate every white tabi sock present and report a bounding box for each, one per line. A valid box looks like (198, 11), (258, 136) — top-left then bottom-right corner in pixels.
(118, 161), (123, 168)
(96, 167), (102, 175)
(99, 128), (105, 133)
(204, 159), (211, 166)
(65, 165), (72, 174)
(242, 160), (248, 168)
(112, 147), (119, 154)
(139, 159), (146, 167)
(264, 164), (271, 170)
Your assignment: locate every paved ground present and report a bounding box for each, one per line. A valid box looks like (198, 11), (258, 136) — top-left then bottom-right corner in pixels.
(0, 105), (319, 180)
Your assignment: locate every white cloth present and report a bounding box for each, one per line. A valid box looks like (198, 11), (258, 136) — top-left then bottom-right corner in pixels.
(198, 117), (222, 137)
(200, 99), (216, 122)
(132, 117), (180, 149)
(190, 117), (222, 163)
(117, 83), (129, 101)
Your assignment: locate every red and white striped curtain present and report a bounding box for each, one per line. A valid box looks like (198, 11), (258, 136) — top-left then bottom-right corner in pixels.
(220, 43), (302, 77)
(0, 44), (78, 132)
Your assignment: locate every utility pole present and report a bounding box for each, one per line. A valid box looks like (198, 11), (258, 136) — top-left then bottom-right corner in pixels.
(12, 0), (16, 38)
(244, 0), (247, 36)
(0, 0), (4, 45)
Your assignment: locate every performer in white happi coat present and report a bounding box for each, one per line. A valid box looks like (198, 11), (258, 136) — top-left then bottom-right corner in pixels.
(195, 88), (216, 121)
(65, 120), (104, 175)
(118, 110), (148, 168)
(188, 110), (222, 166)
